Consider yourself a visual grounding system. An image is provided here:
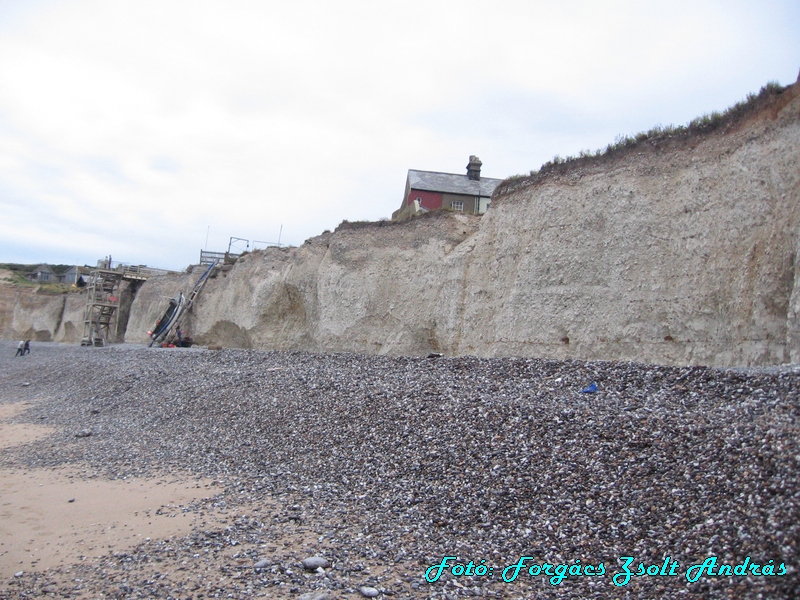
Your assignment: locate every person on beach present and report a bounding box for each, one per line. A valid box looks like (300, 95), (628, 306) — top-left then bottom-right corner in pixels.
(23, 340), (31, 355)
(15, 340), (24, 357)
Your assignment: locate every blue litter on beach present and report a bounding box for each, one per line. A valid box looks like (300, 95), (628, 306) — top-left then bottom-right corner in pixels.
(581, 382), (598, 394)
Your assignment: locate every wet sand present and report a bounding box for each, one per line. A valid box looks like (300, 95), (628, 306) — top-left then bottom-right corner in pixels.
(0, 402), (221, 578)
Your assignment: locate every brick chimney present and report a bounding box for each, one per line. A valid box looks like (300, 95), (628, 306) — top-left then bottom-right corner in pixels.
(466, 155), (482, 181)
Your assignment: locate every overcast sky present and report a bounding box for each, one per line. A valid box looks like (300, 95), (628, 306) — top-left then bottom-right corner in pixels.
(0, 0), (798, 271)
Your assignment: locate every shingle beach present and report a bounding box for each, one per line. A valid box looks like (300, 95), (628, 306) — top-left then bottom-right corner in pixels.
(1, 342), (798, 599)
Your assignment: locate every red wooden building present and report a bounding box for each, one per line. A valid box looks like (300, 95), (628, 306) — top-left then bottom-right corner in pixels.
(392, 156), (503, 221)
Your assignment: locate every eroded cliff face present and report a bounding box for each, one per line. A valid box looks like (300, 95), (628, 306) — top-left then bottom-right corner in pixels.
(0, 286), (85, 343)
(126, 214), (481, 354)
(9, 83), (799, 367)
(469, 84), (800, 365)
(130, 83), (799, 367)
(457, 102), (800, 365)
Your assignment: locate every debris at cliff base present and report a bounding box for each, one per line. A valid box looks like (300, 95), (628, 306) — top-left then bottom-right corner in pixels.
(1, 341), (798, 598)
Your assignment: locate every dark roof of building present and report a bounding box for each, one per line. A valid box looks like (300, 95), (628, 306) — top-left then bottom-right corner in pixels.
(28, 264), (55, 274)
(407, 169), (502, 197)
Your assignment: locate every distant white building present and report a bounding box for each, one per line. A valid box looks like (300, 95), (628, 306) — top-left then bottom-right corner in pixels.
(26, 264), (56, 282)
(26, 264), (90, 285)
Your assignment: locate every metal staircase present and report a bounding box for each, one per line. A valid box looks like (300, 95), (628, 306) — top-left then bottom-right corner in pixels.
(149, 260), (218, 347)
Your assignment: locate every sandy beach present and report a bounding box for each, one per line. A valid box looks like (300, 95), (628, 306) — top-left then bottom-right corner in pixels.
(1, 400), (227, 588)
(1, 402), (214, 574)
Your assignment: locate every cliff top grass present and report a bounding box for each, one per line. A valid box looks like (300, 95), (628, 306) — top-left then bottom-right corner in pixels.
(494, 80), (794, 197)
(0, 262), (74, 275)
(0, 263), (76, 292)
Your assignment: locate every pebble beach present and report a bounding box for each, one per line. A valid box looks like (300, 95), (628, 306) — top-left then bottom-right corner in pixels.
(1, 341), (798, 599)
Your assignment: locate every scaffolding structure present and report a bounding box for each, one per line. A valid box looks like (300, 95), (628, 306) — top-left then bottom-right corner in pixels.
(80, 268), (123, 347)
(79, 254), (211, 348)
(80, 263), (160, 347)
